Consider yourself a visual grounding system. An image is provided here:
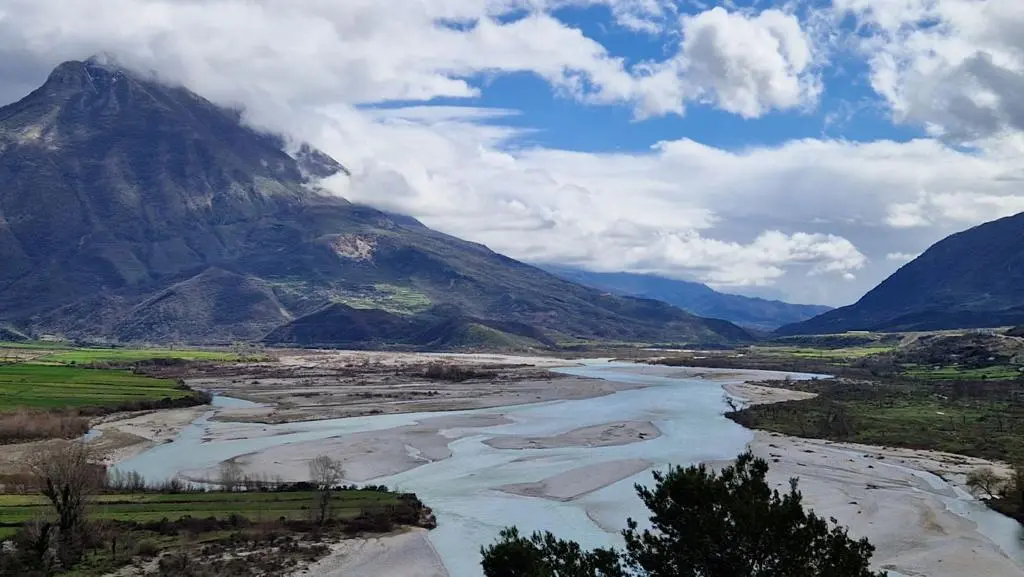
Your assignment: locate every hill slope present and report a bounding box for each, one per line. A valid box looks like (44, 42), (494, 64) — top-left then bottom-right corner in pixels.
(542, 266), (830, 330)
(778, 212), (1024, 335)
(0, 58), (750, 348)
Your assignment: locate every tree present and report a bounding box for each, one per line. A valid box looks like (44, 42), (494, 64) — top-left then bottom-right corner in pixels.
(481, 528), (625, 577)
(482, 452), (887, 577)
(309, 454), (344, 524)
(218, 460), (244, 492)
(1007, 465), (1024, 517)
(966, 467), (1005, 499)
(27, 441), (104, 568)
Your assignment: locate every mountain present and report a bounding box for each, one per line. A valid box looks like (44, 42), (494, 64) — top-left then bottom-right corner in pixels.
(0, 58), (752, 349)
(540, 266), (831, 330)
(778, 212), (1024, 335)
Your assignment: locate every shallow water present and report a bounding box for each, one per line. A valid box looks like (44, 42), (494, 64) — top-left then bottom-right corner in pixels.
(114, 363), (1024, 576)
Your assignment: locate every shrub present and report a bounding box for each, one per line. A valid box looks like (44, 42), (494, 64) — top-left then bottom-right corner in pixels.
(0, 410), (89, 444)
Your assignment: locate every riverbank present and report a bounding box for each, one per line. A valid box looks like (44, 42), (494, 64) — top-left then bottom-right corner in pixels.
(292, 529), (448, 577)
(726, 384), (1023, 577)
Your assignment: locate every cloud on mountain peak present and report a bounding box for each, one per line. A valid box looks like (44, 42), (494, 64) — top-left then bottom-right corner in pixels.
(0, 0), (1023, 306)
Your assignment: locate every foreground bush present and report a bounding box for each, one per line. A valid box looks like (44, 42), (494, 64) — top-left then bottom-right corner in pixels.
(482, 452), (886, 577)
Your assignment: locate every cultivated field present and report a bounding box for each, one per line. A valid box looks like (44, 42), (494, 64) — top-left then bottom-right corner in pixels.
(0, 489), (403, 539)
(0, 364), (189, 412)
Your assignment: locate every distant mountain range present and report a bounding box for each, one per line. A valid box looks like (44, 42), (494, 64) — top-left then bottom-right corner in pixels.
(540, 266), (831, 331)
(779, 212), (1024, 335)
(0, 58), (752, 349)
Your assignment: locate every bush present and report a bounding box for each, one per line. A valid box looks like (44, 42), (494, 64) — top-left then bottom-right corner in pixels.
(136, 540), (160, 557)
(422, 361), (488, 382)
(0, 410), (90, 444)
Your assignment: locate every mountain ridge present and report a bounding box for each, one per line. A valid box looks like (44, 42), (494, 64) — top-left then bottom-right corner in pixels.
(540, 266), (830, 330)
(0, 59), (752, 349)
(778, 212), (1024, 335)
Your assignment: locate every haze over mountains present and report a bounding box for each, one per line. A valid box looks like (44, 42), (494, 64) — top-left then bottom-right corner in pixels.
(541, 266), (831, 331)
(779, 212), (1024, 335)
(0, 58), (751, 349)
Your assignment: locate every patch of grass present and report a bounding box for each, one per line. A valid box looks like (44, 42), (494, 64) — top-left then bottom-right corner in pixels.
(39, 348), (246, 364)
(0, 364), (189, 412)
(0, 490), (400, 525)
(334, 284), (432, 315)
(902, 364), (1023, 381)
(728, 378), (1024, 463)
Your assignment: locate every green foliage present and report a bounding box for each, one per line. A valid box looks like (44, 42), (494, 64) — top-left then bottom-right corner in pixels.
(901, 365), (1021, 381)
(481, 528), (624, 577)
(729, 379), (1024, 462)
(481, 452), (885, 577)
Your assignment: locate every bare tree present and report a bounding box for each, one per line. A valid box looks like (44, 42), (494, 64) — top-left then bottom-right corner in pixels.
(27, 441), (104, 568)
(966, 467), (1005, 499)
(309, 455), (344, 524)
(219, 460), (244, 492)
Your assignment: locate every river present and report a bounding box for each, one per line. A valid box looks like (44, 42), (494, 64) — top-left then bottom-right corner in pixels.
(113, 361), (1024, 576)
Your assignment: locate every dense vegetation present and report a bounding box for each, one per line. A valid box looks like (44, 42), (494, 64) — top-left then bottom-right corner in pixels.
(726, 377), (1024, 462)
(481, 452), (885, 577)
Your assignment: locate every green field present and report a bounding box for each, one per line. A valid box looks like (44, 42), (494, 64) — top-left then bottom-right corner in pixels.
(731, 394), (1024, 462)
(0, 490), (399, 528)
(902, 364), (1023, 380)
(335, 283), (433, 315)
(39, 348), (244, 364)
(0, 364), (188, 412)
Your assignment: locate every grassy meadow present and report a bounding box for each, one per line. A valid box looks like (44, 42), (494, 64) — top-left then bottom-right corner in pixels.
(0, 364), (189, 412)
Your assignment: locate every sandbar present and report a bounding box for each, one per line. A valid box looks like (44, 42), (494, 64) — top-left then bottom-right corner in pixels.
(500, 459), (653, 501)
(484, 420), (660, 450)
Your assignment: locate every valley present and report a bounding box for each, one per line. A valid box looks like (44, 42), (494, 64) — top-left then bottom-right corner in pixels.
(0, 42), (1023, 577)
(3, 342), (1024, 576)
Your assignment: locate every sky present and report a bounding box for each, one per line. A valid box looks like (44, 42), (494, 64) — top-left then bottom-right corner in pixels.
(1, 0), (1024, 307)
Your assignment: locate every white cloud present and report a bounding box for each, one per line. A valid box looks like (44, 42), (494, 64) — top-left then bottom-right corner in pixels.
(678, 7), (820, 118)
(0, 0), (822, 123)
(886, 252), (920, 263)
(836, 0), (1024, 141)
(317, 106), (1024, 305)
